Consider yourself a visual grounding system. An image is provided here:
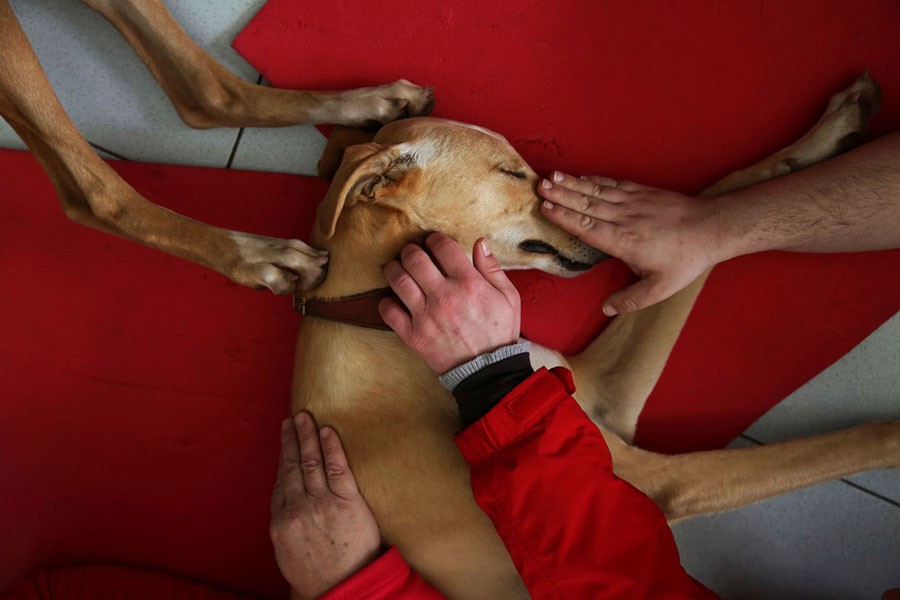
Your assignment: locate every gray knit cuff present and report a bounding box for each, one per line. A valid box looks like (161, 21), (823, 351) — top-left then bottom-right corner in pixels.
(438, 341), (531, 391)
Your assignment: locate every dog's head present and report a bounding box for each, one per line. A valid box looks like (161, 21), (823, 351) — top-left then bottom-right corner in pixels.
(315, 117), (606, 276)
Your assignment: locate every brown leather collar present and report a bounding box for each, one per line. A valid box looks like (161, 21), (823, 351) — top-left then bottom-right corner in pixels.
(293, 288), (395, 330)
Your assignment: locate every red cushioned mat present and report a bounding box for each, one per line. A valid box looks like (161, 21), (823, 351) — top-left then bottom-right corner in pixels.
(234, 0), (900, 452)
(3, 3), (900, 596)
(0, 150), (327, 597)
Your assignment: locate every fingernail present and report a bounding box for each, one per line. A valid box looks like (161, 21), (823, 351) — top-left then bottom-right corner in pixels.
(553, 171), (564, 183)
(541, 179), (553, 190)
(481, 239), (492, 256)
(602, 305), (618, 317)
(282, 418), (292, 431)
(542, 200), (554, 210)
(319, 427), (332, 441)
(294, 412), (307, 425)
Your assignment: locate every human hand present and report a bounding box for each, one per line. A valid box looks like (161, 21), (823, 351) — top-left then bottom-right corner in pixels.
(539, 172), (723, 315)
(270, 412), (381, 600)
(378, 232), (521, 374)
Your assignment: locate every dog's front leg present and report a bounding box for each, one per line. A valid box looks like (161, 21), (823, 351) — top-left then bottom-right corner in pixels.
(80, 0), (434, 129)
(0, 1), (327, 293)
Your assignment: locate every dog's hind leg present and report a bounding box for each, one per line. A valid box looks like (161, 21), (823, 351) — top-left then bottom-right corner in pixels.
(79, 0), (434, 129)
(567, 71), (882, 442)
(601, 420), (899, 523)
(0, 0), (326, 292)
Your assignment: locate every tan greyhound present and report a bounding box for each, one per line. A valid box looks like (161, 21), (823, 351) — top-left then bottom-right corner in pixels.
(1, 2), (895, 598)
(293, 75), (896, 599)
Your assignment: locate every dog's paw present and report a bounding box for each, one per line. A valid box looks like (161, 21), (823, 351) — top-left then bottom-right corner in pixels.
(228, 233), (328, 294)
(824, 70), (882, 154)
(808, 71), (882, 158)
(768, 71), (882, 178)
(335, 79), (435, 128)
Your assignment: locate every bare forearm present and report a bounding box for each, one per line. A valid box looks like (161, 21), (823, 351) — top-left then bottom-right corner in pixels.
(716, 131), (900, 259)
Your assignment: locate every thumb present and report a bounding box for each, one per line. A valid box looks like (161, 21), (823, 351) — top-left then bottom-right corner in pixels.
(473, 238), (517, 298)
(602, 275), (668, 316)
(378, 296), (413, 341)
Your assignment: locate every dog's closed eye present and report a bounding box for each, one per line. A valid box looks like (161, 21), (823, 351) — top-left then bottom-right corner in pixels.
(499, 168), (527, 180)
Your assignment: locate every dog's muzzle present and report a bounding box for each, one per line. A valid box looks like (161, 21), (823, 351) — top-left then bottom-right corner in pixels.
(518, 239), (607, 271)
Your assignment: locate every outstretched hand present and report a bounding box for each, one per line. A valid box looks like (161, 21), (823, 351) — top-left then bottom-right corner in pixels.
(270, 412), (381, 600)
(379, 232), (521, 374)
(539, 172), (723, 315)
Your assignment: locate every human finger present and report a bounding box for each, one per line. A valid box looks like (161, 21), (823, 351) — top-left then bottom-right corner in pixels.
(540, 200), (618, 253)
(319, 427), (360, 499)
(378, 296), (414, 341)
(472, 238), (519, 303)
(580, 175), (645, 193)
(602, 274), (671, 316)
(383, 260), (425, 313)
(548, 171), (630, 203)
(400, 243), (445, 294)
(539, 180), (625, 223)
(295, 411), (329, 497)
(425, 232), (475, 280)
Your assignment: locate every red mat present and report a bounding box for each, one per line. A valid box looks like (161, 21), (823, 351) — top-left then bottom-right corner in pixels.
(2, 2), (900, 596)
(234, 0), (900, 452)
(0, 150), (327, 597)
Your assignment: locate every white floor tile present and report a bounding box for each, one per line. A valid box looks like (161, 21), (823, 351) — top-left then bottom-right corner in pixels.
(2, 0), (267, 167)
(0, 124), (26, 151)
(744, 311), (900, 503)
(228, 124), (326, 175)
(226, 76), (327, 175)
(674, 473), (900, 599)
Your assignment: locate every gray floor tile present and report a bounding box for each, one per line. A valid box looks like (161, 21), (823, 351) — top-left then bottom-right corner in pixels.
(2, 0), (266, 167)
(226, 76), (327, 175)
(673, 476), (900, 599)
(0, 123), (26, 151)
(227, 123), (327, 175)
(744, 311), (900, 503)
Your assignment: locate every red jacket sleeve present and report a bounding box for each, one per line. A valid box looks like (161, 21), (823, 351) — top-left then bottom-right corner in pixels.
(454, 367), (717, 600)
(318, 546), (444, 600)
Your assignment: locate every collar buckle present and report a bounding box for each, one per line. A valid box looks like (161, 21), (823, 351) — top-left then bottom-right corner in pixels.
(293, 295), (307, 316)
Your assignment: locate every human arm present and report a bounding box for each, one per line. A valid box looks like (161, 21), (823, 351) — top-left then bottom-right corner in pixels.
(538, 131), (900, 315)
(377, 238), (714, 597)
(270, 412), (443, 599)
(454, 366), (717, 599)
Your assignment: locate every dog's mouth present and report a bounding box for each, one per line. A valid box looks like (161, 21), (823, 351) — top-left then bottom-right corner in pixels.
(518, 240), (604, 272)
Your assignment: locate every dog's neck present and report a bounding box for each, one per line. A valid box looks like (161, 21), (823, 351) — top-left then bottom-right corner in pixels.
(309, 205), (425, 300)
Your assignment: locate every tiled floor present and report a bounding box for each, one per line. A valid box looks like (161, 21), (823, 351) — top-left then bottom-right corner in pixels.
(3, 1), (898, 597)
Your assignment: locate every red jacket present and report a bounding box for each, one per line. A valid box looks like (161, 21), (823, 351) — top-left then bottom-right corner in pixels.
(322, 367), (716, 599)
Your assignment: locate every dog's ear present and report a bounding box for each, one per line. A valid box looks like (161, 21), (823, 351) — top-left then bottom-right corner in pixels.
(315, 142), (420, 240)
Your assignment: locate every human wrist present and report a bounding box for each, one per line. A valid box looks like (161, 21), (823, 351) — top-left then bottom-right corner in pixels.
(439, 341), (531, 390)
(706, 193), (758, 264)
(450, 352), (534, 429)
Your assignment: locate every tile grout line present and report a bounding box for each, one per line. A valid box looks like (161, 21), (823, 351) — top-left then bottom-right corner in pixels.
(225, 73), (263, 169)
(738, 434), (900, 508)
(89, 141), (130, 161)
(839, 478), (900, 508)
(225, 128), (246, 169)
